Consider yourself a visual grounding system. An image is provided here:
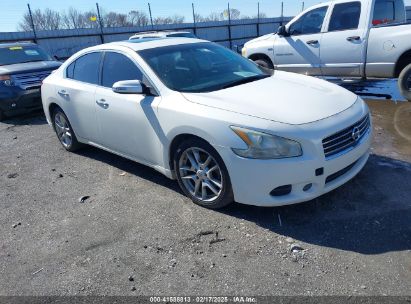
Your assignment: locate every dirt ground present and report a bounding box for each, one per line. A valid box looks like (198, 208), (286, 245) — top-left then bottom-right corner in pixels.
(0, 100), (410, 296)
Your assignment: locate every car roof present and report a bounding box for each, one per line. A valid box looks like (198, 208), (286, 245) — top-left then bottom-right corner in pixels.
(131, 30), (191, 35)
(0, 42), (37, 48)
(93, 37), (208, 52)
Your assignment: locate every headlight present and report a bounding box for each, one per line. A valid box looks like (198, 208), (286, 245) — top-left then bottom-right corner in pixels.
(0, 75), (13, 86)
(241, 47), (247, 57)
(231, 126), (302, 159)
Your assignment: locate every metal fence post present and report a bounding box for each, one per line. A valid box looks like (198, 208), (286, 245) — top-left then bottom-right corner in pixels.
(227, 3), (232, 49)
(192, 3), (197, 36)
(27, 4), (37, 43)
(280, 2), (284, 26)
(257, 2), (260, 37)
(148, 3), (154, 30)
(96, 3), (104, 43)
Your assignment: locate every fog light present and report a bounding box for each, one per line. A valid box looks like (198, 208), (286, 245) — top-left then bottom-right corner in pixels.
(303, 183), (312, 192)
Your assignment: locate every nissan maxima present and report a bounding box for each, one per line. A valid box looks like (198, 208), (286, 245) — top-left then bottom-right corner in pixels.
(41, 38), (372, 209)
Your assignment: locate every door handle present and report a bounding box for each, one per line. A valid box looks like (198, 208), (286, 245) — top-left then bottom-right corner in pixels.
(58, 90), (69, 97)
(96, 99), (109, 109)
(306, 40), (319, 45)
(347, 36), (360, 42)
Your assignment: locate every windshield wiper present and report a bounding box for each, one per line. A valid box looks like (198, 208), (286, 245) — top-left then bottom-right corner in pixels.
(221, 74), (270, 90)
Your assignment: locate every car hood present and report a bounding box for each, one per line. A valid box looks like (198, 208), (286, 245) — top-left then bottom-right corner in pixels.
(245, 33), (275, 45)
(0, 60), (62, 75)
(182, 71), (358, 125)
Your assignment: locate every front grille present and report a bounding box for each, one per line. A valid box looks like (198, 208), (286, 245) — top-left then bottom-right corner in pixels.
(12, 70), (52, 90)
(325, 160), (358, 184)
(322, 115), (370, 159)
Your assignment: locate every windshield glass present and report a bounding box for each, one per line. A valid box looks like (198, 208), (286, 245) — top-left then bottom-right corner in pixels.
(138, 42), (270, 93)
(0, 45), (53, 66)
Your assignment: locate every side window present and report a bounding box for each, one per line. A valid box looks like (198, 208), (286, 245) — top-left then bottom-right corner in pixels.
(373, 0), (406, 26)
(102, 52), (143, 88)
(289, 6), (328, 35)
(67, 52), (101, 85)
(328, 2), (361, 32)
(66, 61), (75, 79)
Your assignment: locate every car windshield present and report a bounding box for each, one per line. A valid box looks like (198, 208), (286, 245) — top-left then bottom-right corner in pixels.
(0, 45), (53, 66)
(138, 42), (270, 93)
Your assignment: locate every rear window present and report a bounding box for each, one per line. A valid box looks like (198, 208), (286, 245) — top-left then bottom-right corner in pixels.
(0, 45), (53, 66)
(373, 0), (406, 26)
(328, 2), (361, 32)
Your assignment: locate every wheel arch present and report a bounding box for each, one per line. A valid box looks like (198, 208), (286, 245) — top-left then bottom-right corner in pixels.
(394, 49), (411, 78)
(168, 133), (212, 174)
(248, 53), (274, 68)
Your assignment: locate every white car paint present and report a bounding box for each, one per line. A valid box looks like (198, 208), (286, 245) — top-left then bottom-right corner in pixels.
(41, 38), (371, 207)
(243, 0), (411, 79)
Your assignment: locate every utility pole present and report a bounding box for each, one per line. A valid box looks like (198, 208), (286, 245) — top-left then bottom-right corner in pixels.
(148, 3), (154, 30)
(257, 2), (260, 37)
(192, 3), (197, 36)
(96, 3), (104, 43)
(302, 2), (305, 12)
(227, 3), (232, 49)
(280, 2), (284, 26)
(27, 4), (37, 43)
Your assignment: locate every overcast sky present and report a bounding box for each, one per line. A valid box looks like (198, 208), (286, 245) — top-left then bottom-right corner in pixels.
(1, 0), (410, 32)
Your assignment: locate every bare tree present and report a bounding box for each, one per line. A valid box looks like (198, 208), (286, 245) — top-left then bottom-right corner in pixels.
(129, 10), (149, 26)
(220, 8), (241, 20)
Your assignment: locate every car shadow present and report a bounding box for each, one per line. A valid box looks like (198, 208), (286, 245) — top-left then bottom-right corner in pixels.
(76, 145), (183, 195)
(221, 154), (411, 255)
(76, 146), (411, 255)
(1, 110), (47, 126)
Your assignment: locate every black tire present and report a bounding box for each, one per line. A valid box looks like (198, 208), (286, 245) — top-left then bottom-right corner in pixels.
(254, 58), (274, 70)
(51, 108), (82, 152)
(174, 138), (234, 209)
(0, 110), (5, 122)
(398, 63), (411, 101)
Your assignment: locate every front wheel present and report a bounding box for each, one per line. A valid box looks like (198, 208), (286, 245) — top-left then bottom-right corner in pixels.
(254, 58), (274, 70)
(398, 63), (411, 101)
(174, 138), (234, 209)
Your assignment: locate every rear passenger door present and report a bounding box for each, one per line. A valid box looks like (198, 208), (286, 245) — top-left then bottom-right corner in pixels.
(56, 52), (101, 141)
(94, 51), (161, 164)
(320, 1), (369, 77)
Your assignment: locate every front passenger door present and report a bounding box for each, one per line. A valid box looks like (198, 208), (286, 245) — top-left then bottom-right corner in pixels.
(94, 51), (161, 165)
(274, 6), (328, 75)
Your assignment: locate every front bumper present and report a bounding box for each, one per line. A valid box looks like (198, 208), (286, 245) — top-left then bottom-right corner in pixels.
(0, 87), (42, 116)
(215, 128), (372, 207)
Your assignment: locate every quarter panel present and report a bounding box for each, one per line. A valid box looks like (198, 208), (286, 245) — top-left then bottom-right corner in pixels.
(366, 24), (411, 78)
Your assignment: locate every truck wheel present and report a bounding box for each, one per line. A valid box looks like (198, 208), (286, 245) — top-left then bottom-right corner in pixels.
(254, 58), (274, 70)
(398, 63), (411, 101)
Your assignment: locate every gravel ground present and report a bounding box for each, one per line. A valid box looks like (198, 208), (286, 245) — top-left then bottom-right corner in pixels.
(0, 100), (410, 296)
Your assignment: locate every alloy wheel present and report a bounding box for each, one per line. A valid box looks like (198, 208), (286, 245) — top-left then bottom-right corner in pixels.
(54, 112), (73, 148)
(178, 147), (223, 202)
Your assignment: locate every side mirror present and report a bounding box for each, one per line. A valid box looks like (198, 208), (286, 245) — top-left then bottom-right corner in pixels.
(278, 25), (289, 37)
(112, 80), (144, 94)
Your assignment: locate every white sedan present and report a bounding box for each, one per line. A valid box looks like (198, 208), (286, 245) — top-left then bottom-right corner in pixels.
(41, 37), (372, 209)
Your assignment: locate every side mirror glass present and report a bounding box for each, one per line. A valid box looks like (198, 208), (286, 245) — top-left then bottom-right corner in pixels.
(278, 25), (289, 37)
(112, 80), (144, 94)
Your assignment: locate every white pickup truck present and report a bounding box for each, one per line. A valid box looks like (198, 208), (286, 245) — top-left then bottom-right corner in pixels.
(242, 0), (411, 100)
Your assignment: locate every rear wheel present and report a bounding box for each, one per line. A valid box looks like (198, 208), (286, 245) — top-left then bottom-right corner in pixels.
(398, 63), (411, 101)
(174, 138), (234, 209)
(52, 109), (82, 152)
